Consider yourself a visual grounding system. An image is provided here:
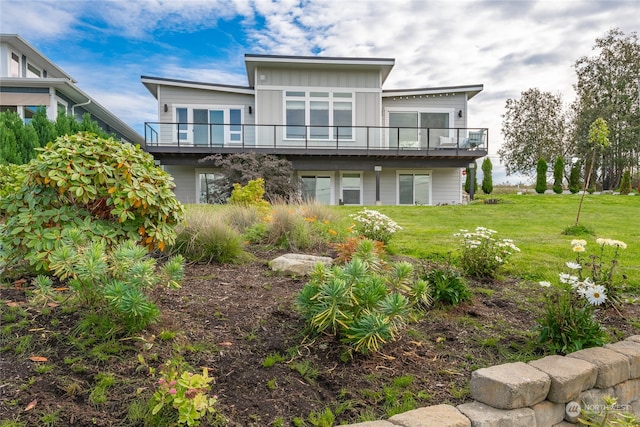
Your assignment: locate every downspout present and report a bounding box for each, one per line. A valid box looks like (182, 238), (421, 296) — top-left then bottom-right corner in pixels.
(71, 99), (91, 119)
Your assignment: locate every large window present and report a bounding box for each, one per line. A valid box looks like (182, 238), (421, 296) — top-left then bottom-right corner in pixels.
(398, 172), (431, 205)
(175, 106), (243, 145)
(301, 175), (332, 205)
(26, 63), (41, 78)
(387, 110), (452, 148)
(285, 91), (353, 141)
(341, 173), (362, 205)
(198, 172), (226, 204)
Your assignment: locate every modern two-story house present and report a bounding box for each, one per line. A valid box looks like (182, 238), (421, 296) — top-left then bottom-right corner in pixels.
(0, 34), (143, 145)
(141, 54), (487, 205)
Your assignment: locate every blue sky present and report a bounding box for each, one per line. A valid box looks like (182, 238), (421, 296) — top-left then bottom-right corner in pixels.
(1, 0), (638, 184)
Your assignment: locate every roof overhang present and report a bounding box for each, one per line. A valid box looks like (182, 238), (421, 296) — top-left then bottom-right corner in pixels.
(141, 76), (254, 99)
(0, 34), (74, 81)
(244, 54), (396, 87)
(383, 84), (484, 100)
(0, 77), (144, 146)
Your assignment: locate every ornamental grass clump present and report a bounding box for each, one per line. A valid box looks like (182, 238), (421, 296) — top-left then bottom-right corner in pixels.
(453, 227), (520, 279)
(349, 209), (402, 244)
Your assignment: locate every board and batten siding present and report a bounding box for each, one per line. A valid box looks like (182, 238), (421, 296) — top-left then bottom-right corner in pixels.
(431, 168), (463, 205)
(382, 94), (467, 129)
(162, 165), (201, 204)
(255, 67), (381, 89)
(157, 85), (254, 145)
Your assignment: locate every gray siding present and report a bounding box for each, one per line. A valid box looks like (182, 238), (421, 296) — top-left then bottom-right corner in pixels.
(382, 93), (467, 129)
(431, 168), (462, 205)
(256, 67), (381, 89)
(157, 86), (254, 145)
(164, 165), (198, 204)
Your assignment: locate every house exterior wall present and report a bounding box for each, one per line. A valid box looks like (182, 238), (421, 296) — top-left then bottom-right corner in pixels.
(163, 164), (202, 204)
(254, 67), (381, 89)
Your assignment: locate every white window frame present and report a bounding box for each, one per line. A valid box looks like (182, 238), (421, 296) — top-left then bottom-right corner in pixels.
(384, 107), (455, 148)
(173, 105), (244, 145)
(340, 172), (363, 205)
(298, 171), (335, 205)
(396, 170), (432, 206)
(283, 91), (354, 142)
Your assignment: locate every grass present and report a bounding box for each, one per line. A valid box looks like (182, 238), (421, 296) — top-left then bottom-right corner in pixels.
(335, 193), (640, 285)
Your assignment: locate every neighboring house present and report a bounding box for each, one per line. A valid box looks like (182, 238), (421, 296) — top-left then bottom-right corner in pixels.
(0, 34), (143, 145)
(142, 54), (487, 205)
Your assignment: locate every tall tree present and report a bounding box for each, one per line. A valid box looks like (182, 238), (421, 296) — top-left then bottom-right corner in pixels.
(572, 28), (640, 190)
(498, 88), (567, 177)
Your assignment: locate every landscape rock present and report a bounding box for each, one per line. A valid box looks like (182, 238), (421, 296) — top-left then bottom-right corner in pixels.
(528, 355), (597, 402)
(470, 362), (550, 409)
(268, 253), (333, 276)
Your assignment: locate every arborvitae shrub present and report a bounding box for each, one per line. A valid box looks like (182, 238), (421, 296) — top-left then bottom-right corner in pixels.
(553, 157), (564, 194)
(535, 158), (548, 194)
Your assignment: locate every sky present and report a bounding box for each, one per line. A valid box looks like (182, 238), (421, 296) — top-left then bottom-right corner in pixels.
(1, 0), (638, 184)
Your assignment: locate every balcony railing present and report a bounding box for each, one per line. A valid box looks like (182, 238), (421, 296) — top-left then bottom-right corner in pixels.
(144, 122), (488, 155)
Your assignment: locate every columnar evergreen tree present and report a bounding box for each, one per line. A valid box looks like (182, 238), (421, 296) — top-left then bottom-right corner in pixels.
(552, 157), (564, 194)
(481, 157), (493, 195)
(569, 162), (581, 194)
(619, 170), (631, 195)
(535, 158), (548, 194)
(0, 108), (114, 165)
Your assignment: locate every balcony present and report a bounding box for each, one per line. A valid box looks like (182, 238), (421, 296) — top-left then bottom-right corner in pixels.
(143, 122), (488, 159)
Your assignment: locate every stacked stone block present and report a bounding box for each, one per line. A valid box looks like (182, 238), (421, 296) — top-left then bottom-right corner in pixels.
(342, 336), (640, 427)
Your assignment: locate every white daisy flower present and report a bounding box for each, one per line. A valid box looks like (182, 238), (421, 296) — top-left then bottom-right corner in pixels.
(539, 281), (552, 288)
(566, 262), (582, 270)
(585, 285), (607, 306)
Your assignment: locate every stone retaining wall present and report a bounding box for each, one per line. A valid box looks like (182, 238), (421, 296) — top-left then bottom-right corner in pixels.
(343, 336), (640, 427)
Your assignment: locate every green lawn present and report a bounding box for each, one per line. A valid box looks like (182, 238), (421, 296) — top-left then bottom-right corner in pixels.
(335, 194), (639, 286)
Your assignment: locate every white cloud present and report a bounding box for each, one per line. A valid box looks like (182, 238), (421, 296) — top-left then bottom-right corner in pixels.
(6, 0), (639, 184)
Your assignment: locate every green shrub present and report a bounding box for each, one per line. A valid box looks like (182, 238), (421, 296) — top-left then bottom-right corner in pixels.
(228, 178), (270, 210)
(535, 158), (548, 194)
(296, 240), (430, 355)
(266, 205), (314, 250)
(0, 132), (184, 274)
(454, 227), (520, 279)
(421, 264), (470, 306)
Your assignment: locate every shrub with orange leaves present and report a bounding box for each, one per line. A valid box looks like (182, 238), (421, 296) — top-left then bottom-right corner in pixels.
(0, 132), (184, 274)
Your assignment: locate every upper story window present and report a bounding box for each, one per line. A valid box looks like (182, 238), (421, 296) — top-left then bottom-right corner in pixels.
(285, 91), (353, 140)
(175, 106), (243, 146)
(27, 63), (42, 78)
(10, 52), (20, 77)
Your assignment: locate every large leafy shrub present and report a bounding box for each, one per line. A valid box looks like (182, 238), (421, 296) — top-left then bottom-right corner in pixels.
(296, 239), (431, 355)
(0, 132), (184, 273)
